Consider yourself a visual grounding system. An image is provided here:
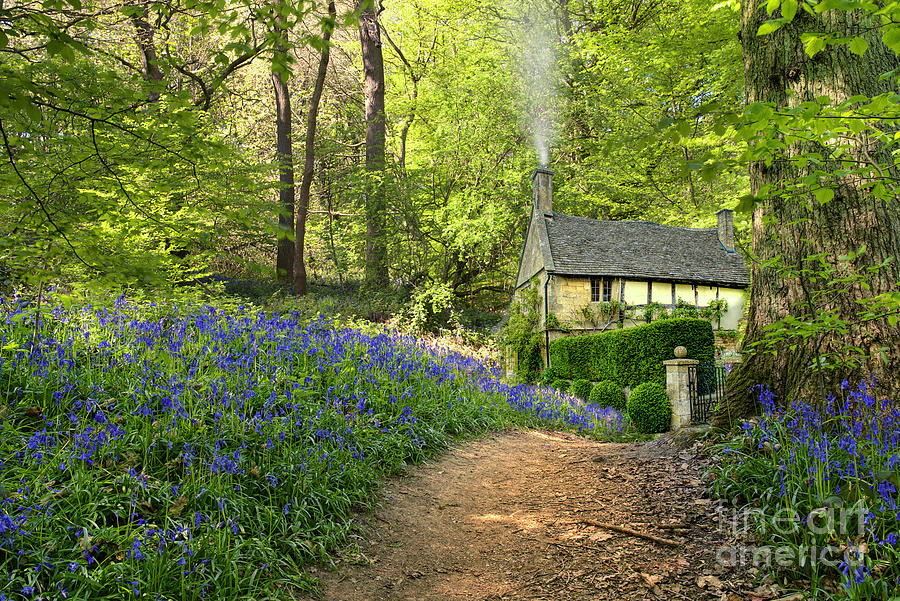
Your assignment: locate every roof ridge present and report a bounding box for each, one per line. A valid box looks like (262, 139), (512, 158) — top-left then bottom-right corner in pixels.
(547, 211), (718, 232)
(541, 210), (750, 287)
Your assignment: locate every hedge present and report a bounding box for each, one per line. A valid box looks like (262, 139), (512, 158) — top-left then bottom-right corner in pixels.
(548, 318), (715, 388)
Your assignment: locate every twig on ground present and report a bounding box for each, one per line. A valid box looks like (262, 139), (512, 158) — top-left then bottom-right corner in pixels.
(578, 519), (680, 547)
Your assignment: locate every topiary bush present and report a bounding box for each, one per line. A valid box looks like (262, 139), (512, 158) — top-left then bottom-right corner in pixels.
(626, 382), (671, 434)
(569, 378), (591, 400)
(548, 318), (715, 388)
(551, 378), (568, 391)
(589, 380), (626, 410)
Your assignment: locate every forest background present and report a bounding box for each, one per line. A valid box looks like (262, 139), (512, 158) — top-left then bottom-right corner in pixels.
(0, 0), (747, 303)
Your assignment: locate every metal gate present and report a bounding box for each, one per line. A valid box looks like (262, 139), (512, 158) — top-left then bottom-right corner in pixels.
(688, 364), (727, 423)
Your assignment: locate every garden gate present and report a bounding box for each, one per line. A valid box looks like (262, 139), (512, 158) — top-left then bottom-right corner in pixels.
(687, 365), (728, 423)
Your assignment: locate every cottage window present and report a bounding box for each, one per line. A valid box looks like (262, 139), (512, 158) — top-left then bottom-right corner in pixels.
(591, 278), (613, 303)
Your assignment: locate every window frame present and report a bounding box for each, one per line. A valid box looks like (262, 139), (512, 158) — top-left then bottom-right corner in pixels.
(590, 278), (601, 303)
(591, 277), (614, 303)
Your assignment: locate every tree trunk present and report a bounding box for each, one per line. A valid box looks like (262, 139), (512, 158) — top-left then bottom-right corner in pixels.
(272, 12), (295, 283)
(715, 4), (900, 426)
(358, 0), (389, 287)
(127, 3), (165, 102)
(294, 0), (336, 296)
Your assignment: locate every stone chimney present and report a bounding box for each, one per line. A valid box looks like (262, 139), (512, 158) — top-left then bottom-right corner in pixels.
(717, 209), (735, 253)
(532, 167), (553, 213)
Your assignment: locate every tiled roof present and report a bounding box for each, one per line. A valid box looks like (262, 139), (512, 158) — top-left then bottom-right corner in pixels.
(541, 212), (750, 287)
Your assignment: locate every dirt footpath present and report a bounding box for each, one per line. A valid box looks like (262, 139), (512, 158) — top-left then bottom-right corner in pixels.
(305, 430), (766, 601)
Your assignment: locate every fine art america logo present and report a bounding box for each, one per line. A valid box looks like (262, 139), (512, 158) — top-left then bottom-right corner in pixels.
(716, 503), (870, 568)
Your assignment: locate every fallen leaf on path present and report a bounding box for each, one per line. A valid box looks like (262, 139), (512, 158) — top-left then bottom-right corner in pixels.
(697, 575), (723, 589)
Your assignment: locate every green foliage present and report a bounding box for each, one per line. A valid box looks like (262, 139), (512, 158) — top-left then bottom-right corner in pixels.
(626, 382), (671, 434)
(500, 286), (543, 383)
(406, 281), (458, 333)
(551, 378), (568, 391)
(568, 378), (592, 400)
(538, 366), (558, 386)
(581, 300), (624, 328)
(556, 0), (747, 226)
(641, 302), (668, 323)
(549, 318), (715, 388)
(699, 298), (729, 329)
(589, 380), (626, 410)
(672, 298), (699, 319)
(545, 312), (561, 329)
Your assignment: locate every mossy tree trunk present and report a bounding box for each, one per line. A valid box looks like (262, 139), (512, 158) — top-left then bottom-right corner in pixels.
(715, 3), (900, 426)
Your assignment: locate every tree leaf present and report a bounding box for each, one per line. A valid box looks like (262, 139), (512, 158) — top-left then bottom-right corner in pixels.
(781, 0), (798, 20)
(757, 20), (783, 36)
(813, 187), (834, 204)
(848, 36), (868, 55)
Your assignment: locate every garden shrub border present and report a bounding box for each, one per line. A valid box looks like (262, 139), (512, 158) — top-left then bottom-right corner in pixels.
(548, 318), (715, 388)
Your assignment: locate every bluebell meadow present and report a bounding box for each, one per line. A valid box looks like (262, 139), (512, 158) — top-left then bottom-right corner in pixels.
(0, 296), (625, 600)
(711, 381), (900, 599)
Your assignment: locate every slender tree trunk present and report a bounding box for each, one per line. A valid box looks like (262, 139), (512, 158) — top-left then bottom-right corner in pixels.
(127, 3), (165, 102)
(272, 11), (295, 283)
(294, 1), (336, 296)
(358, 0), (389, 287)
(715, 4), (900, 426)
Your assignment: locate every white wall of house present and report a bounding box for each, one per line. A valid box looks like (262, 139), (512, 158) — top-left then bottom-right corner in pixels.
(525, 275), (746, 331)
(718, 287), (746, 330)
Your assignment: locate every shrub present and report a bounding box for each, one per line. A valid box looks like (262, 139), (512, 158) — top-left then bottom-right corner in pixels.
(538, 366), (558, 386)
(627, 382), (671, 434)
(569, 378), (591, 400)
(407, 281), (458, 333)
(501, 285), (542, 383)
(589, 380), (626, 410)
(548, 318), (715, 388)
(672, 297), (699, 318)
(550, 378), (568, 391)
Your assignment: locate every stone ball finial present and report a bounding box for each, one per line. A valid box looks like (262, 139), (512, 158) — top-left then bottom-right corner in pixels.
(674, 346), (688, 358)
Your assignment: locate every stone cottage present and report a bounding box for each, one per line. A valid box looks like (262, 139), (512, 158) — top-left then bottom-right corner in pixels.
(513, 167), (750, 365)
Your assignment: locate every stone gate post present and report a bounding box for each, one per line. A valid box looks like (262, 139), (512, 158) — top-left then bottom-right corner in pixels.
(663, 346), (698, 430)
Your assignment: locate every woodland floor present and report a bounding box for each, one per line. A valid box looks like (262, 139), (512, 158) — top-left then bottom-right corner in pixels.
(302, 430), (789, 601)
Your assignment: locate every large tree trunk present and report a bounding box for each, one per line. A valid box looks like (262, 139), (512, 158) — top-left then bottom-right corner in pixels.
(715, 4), (900, 426)
(358, 0), (389, 287)
(294, 0), (336, 296)
(272, 13), (295, 283)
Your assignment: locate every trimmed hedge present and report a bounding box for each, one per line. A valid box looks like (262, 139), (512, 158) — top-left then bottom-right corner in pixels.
(589, 380), (626, 410)
(550, 378), (568, 391)
(548, 318), (715, 388)
(569, 378), (591, 400)
(627, 382), (671, 434)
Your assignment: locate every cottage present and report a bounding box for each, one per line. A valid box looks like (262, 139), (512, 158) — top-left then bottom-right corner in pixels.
(513, 168), (750, 366)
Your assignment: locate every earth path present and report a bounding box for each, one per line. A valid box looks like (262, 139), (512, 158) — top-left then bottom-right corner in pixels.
(304, 429), (767, 601)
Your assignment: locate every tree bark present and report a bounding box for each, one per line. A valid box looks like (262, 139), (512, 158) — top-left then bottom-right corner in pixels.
(715, 4), (900, 427)
(358, 0), (389, 287)
(272, 10), (295, 283)
(127, 3), (165, 102)
(294, 0), (336, 296)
